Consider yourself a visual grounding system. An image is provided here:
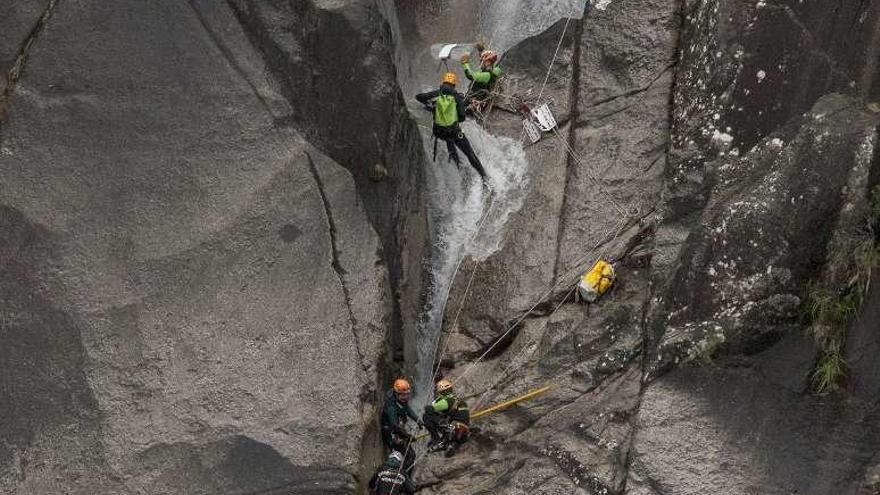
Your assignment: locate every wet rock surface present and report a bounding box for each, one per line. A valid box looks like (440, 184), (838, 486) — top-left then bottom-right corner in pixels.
(650, 94), (879, 376)
(408, 0), (880, 494)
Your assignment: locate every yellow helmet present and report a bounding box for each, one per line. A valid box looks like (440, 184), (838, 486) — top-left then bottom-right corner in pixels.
(393, 378), (411, 394)
(436, 379), (453, 394)
(442, 72), (457, 86)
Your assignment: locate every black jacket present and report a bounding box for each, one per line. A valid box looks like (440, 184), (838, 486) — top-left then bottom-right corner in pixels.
(381, 391), (419, 447)
(368, 465), (415, 495)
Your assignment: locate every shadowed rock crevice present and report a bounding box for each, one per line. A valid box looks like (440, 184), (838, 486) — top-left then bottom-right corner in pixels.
(183, 0), (286, 121)
(225, 0), (428, 374)
(553, 10), (587, 284)
(305, 151), (368, 376)
(0, 0), (58, 119)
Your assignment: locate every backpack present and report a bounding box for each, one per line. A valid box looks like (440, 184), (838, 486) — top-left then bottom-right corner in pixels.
(434, 94), (458, 127)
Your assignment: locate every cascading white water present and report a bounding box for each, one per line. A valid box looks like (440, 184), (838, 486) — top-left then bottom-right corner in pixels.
(479, 0), (587, 53)
(413, 119), (529, 405)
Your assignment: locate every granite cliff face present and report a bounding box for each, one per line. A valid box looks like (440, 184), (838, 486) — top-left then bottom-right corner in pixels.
(0, 0), (424, 493)
(1, 0), (878, 494)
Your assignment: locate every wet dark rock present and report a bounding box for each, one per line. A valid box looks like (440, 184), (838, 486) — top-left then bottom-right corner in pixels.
(650, 94), (878, 376)
(595, 349), (636, 375)
(278, 223), (302, 243)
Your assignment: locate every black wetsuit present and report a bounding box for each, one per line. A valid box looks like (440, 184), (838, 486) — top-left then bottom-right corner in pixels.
(415, 83), (487, 179)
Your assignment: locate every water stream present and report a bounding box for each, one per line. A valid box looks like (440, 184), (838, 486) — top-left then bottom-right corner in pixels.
(413, 120), (529, 405)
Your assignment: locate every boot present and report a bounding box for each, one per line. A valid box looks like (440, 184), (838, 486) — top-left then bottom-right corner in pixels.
(444, 442), (459, 458)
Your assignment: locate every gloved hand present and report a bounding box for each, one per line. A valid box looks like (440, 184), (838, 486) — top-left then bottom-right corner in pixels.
(417, 419), (425, 430)
(460, 53), (470, 64)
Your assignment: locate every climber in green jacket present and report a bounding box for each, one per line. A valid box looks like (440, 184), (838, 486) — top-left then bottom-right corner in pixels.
(461, 45), (502, 113)
(415, 72), (488, 181)
(422, 378), (470, 457)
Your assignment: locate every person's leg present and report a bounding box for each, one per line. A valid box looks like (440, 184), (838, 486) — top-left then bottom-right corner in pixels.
(444, 424), (469, 457)
(445, 139), (460, 165)
(422, 411), (444, 442)
(453, 133), (487, 179)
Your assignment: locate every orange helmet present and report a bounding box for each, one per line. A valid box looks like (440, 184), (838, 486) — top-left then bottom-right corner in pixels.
(442, 72), (457, 86)
(480, 50), (498, 65)
(393, 378), (411, 394)
(436, 379), (453, 394)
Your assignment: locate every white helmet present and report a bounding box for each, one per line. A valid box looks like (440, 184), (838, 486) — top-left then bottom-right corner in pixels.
(387, 450), (404, 466)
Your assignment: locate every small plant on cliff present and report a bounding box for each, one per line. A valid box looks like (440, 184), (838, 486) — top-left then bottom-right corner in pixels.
(804, 186), (880, 393)
(811, 339), (847, 393)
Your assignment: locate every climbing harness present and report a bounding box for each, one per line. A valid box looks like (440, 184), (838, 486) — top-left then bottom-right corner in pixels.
(414, 385), (552, 441)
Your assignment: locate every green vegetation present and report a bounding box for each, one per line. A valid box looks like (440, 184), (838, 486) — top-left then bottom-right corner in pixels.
(804, 186), (880, 393)
(691, 329), (725, 366)
(811, 339), (847, 393)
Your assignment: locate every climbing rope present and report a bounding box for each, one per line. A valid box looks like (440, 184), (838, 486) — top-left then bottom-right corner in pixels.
(471, 211), (630, 408)
(513, 8), (576, 143)
(388, 185), (498, 494)
(550, 126), (631, 219)
(395, 212), (629, 484)
(431, 258), (480, 380)
(429, 2), (582, 385)
(473, 284), (577, 409)
(535, 12), (575, 107)
(455, 212), (630, 388)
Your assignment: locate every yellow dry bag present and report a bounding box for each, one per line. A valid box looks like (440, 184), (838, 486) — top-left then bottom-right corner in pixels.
(578, 259), (615, 302)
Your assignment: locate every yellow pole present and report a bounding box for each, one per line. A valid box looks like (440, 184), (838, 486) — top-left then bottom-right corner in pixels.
(471, 385), (551, 420)
(413, 385), (552, 441)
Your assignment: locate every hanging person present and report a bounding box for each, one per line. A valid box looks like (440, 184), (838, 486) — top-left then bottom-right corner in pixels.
(415, 72), (489, 183)
(461, 48), (502, 114)
(422, 378), (470, 457)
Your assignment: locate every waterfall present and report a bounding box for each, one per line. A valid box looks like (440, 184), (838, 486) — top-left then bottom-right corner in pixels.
(413, 119), (529, 405)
